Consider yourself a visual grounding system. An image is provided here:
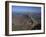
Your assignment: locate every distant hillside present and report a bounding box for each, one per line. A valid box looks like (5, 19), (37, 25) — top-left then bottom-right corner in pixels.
(12, 12), (41, 31)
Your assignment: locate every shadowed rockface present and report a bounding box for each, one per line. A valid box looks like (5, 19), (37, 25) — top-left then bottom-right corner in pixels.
(12, 12), (41, 31)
